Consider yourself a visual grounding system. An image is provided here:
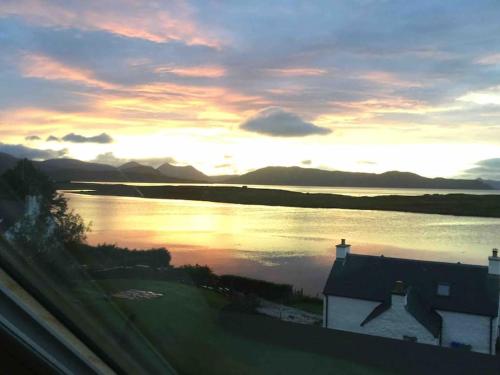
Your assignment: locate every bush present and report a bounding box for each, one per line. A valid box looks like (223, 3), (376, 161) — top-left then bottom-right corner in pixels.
(219, 275), (293, 302)
(178, 264), (217, 286)
(74, 243), (171, 269)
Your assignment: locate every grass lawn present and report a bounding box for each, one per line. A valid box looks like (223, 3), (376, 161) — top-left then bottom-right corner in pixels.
(78, 279), (393, 375)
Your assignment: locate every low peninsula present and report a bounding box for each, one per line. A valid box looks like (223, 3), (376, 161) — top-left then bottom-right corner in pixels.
(61, 183), (500, 218)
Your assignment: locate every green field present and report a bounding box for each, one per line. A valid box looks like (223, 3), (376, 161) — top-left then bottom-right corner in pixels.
(78, 279), (391, 375)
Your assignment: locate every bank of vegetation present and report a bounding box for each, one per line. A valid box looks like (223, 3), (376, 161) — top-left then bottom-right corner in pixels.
(63, 182), (500, 218)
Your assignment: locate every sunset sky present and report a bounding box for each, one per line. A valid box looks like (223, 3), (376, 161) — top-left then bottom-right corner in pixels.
(1, 1), (500, 178)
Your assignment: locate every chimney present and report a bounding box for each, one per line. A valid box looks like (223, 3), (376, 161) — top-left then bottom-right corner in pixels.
(488, 248), (500, 276)
(336, 238), (351, 260)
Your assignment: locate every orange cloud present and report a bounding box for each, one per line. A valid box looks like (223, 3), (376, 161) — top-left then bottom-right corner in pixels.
(321, 98), (460, 125)
(100, 81), (268, 118)
(155, 65), (226, 78)
(21, 54), (116, 89)
(265, 68), (327, 77)
(357, 71), (422, 88)
(0, 0), (221, 48)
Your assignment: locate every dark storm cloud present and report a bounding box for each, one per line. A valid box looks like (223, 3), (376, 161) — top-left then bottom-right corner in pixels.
(62, 133), (113, 144)
(240, 107), (331, 137)
(0, 143), (67, 160)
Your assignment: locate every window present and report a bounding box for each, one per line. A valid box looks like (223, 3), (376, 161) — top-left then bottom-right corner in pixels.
(437, 283), (450, 296)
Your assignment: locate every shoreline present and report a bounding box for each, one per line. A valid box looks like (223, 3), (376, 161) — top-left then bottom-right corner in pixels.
(59, 182), (500, 218)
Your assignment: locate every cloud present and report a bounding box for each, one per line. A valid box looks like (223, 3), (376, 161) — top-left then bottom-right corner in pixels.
(92, 152), (176, 168)
(155, 65), (226, 78)
(61, 133), (113, 144)
(0, 0), (221, 48)
(0, 142), (67, 160)
(357, 160), (377, 165)
(457, 87), (500, 106)
(21, 53), (115, 89)
(264, 68), (327, 77)
(215, 163), (232, 169)
(240, 107), (332, 137)
(25, 135), (41, 141)
(45, 133), (114, 144)
(46, 135), (60, 142)
(461, 158), (500, 180)
(475, 53), (500, 65)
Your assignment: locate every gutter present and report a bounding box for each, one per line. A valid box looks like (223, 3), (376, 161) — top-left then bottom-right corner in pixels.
(324, 294), (328, 328)
(489, 316), (493, 355)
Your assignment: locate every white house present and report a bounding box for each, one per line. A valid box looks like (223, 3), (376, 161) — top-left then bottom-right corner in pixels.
(323, 239), (500, 355)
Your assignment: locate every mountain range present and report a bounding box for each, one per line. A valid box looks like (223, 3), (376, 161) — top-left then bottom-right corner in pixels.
(0, 152), (496, 190)
(226, 166), (494, 190)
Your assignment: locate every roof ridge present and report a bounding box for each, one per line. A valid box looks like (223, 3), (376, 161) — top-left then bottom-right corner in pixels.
(346, 253), (486, 269)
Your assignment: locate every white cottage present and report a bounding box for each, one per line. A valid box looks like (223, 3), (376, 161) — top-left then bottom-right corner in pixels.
(323, 239), (500, 355)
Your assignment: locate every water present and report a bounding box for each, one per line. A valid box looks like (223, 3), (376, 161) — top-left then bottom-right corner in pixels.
(66, 192), (500, 295)
(71, 181), (499, 196)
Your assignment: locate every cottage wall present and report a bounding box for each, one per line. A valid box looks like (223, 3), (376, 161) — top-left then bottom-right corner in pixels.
(325, 295), (438, 345)
(438, 310), (494, 354)
(324, 296), (378, 331)
(362, 298), (438, 345)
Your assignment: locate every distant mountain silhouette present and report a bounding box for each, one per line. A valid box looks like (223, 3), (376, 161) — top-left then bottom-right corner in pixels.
(0, 153), (496, 189)
(118, 161), (165, 177)
(225, 166), (493, 190)
(157, 162), (209, 181)
(0, 154), (183, 183)
(118, 161), (143, 170)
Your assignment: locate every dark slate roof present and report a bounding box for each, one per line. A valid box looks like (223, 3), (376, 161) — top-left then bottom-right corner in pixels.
(405, 288), (442, 337)
(360, 301), (390, 326)
(324, 254), (499, 317)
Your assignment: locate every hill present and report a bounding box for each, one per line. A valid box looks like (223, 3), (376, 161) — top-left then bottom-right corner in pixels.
(157, 162), (209, 181)
(226, 166), (493, 190)
(0, 152), (496, 189)
(0, 154), (184, 183)
(118, 161), (168, 179)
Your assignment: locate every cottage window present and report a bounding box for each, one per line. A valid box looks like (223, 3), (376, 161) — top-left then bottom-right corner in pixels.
(437, 283), (450, 296)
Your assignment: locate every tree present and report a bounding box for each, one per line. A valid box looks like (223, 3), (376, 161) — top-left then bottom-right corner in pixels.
(2, 159), (89, 248)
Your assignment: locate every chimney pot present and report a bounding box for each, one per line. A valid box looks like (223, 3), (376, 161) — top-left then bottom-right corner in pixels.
(488, 248), (500, 276)
(336, 238), (351, 260)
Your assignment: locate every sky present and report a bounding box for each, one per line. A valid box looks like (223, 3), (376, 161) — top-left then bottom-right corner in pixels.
(1, 0), (500, 178)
